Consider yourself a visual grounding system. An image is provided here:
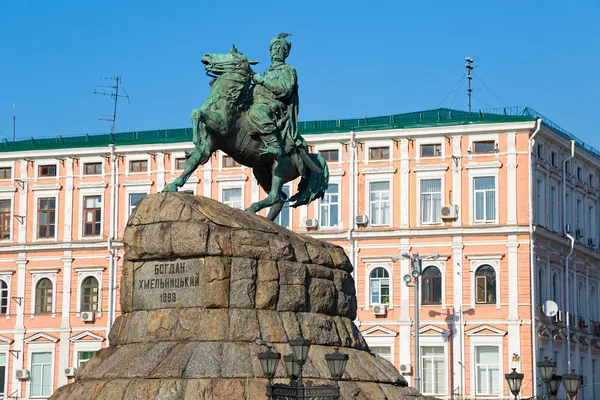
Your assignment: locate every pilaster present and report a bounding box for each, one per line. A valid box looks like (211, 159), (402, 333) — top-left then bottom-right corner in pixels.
(507, 132), (518, 224)
(452, 135), (462, 226)
(156, 153), (165, 191)
(64, 158), (74, 241)
(400, 139), (409, 228)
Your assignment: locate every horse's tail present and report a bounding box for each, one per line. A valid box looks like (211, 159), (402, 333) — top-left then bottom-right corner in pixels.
(288, 153), (329, 208)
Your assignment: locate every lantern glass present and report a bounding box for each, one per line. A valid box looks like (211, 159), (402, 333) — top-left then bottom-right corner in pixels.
(537, 357), (556, 382)
(257, 348), (280, 380)
(504, 368), (524, 396)
(325, 348), (349, 380)
(289, 336), (311, 365)
(548, 375), (562, 395)
(563, 370), (582, 397)
(283, 354), (300, 379)
(403, 274), (412, 284)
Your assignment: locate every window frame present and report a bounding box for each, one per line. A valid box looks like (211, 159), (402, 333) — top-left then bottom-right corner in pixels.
(535, 177), (545, 226)
(80, 276), (100, 313)
(468, 164), (499, 225)
(419, 177), (443, 226)
(421, 345), (447, 395)
(473, 345), (502, 396)
(128, 192), (147, 217)
(0, 351), (7, 398)
(550, 184), (559, 232)
(75, 269), (103, 316)
(474, 265), (497, 305)
(38, 164), (57, 177)
(0, 199), (12, 241)
(368, 146), (390, 161)
(473, 140), (496, 154)
(421, 266), (442, 305)
(222, 155), (240, 168)
(365, 265), (392, 308)
(0, 277), (10, 316)
(420, 143), (442, 158)
(82, 195), (103, 237)
(220, 186), (243, 210)
(368, 181), (391, 226)
(175, 157), (188, 171)
(551, 151), (558, 168)
(0, 167), (11, 180)
(318, 149), (339, 163)
(36, 197), (57, 239)
(128, 159), (148, 173)
(318, 180), (340, 228)
(83, 162), (102, 175)
(32, 276), (55, 315)
(28, 348), (55, 398)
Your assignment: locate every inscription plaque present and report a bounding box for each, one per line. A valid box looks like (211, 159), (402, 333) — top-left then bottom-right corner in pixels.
(133, 258), (203, 310)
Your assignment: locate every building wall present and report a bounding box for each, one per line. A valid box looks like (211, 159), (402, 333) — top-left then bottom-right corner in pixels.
(0, 119), (599, 399)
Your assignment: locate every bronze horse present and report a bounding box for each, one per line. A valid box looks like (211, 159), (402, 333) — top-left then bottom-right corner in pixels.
(163, 46), (329, 221)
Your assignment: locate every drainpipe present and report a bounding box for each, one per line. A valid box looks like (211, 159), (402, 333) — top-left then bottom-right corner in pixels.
(348, 131), (358, 307)
(564, 139), (576, 371)
(529, 118), (541, 395)
(107, 144), (119, 338)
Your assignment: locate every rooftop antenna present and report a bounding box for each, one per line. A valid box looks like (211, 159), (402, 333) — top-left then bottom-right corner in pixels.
(12, 103), (16, 141)
(94, 76), (130, 134)
(465, 58), (474, 112)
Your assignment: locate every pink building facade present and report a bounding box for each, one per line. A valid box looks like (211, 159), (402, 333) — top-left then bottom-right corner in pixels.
(0, 108), (598, 399)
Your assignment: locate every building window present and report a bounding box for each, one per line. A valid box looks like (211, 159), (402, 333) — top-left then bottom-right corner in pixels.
(37, 198), (56, 239)
(537, 143), (544, 159)
(83, 196), (102, 237)
(421, 144), (441, 157)
(422, 267), (442, 305)
(30, 352), (53, 397)
(552, 273), (560, 307)
(274, 187), (291, 228)
(369, 182), (390, 225)
(577, 166), (582, 181)
(369, 147), (389, 160)
(222, 155), (239, 168)
(175, 158), (188, 170)
(81, 276), (99, 312)
(589, 205), (595, 244)
(320, 183), (339, 227)
(83, 162), (102, 175)
(473, 141), (495, 154)
(551, 151), (558, 168)
(370, 346), (392, 363)
(565, 160), (571, 175)
(318, 149), (339, 162)
(421, 179), (441, 224)
(35, 278), (53, 314)
(0, 200), (10, 240)
(475, 346), (500, 395)
(576, 199), (583, 239)
(0, 280), (7, 314)
(475, 265), (496, 304)
(129, 160), (148, 173)
(591, 285), (597, 321)
(77, 351), (95, 367)
(222, 188), (242, 209)
(370, 267), (389, 305)
(0, 167), (11, 179)
(565, 192), (572, 229)
(38, 165), (56, 177)
(474, 177), (496, 222)
(589, 173), (595, 188)
(537, 268), (545, 306)
(422, 346), (446, 395)
(0, 353), (5, 397)
(129, 193), (146, 215)
(550, 186), (558, 232)
(536, 179), (544, 226)
(578, 282), (585, 317)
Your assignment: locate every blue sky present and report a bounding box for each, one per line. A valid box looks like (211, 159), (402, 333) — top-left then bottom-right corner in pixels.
(0, 1), (598, 145)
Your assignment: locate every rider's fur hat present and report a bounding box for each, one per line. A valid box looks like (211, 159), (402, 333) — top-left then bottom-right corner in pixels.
(270, 33), (292, 58)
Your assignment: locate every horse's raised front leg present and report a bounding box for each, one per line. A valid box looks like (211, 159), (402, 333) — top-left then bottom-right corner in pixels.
(246, 159), (285, 214)
(163, 145), (211, 192)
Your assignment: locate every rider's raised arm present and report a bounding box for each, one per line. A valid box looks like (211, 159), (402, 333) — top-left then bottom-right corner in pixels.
(262, 65), (297, 99)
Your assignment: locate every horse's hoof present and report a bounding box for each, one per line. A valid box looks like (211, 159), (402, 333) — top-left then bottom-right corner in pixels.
(162, 183), (178, 193)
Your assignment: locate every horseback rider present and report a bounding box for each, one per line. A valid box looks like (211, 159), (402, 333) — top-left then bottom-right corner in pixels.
(248, 33), (306, 156)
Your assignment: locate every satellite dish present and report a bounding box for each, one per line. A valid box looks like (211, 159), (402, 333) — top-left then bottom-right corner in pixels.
(543, 300), (558, 317)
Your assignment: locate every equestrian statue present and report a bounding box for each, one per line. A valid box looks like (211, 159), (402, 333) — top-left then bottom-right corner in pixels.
(163, 33), (329, 221)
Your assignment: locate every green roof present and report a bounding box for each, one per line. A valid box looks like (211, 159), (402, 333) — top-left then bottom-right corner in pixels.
(0, 106), (552, 154)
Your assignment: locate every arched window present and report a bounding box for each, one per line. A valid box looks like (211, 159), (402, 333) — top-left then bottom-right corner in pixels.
(0, 280), (8, 314)
(370, 267), (390, 305)
(475, 265), (496, 304)
(578, 282), (585, 317)
(591, 285), (597, 321)
(81, 276), (99, 312)
(35, 278), (53, 314)
(538, 268), (545, 306)
(422, 266), (442, 305)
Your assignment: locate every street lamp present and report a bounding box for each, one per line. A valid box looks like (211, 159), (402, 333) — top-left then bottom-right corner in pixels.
(548, 375), (562, 400)
(401, 252), (438, 392)
(562, 370), (582, 400)
(258, 347), (281, 380)
(537, 357), (556, 398)
(504, 368), (524, 400)
(325, 348), (349, 381)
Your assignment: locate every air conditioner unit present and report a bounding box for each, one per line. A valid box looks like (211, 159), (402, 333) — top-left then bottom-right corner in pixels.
(81, 312), (95, 322)
(372, 305), (387, 316)
(64, 367), (77, 377)
(305, 218), (318, 230)
(552, 310), (563, 323)
(16, 369), (30, 380)
(440, 204), (458, 219)
(355, 215), (369, 227)
(399, 364), (412, 374)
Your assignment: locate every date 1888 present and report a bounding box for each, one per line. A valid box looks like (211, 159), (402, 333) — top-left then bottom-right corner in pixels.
(160, 292), (177, 303)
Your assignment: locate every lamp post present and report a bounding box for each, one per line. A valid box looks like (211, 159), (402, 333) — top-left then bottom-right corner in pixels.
(504, 368), (524, 400)
(401, 252), (439, 392)
(548, 375), (562, 400)
(537, 357), (556, 399)
(257, 336), (349, 399)
(562, 370), (582, 400)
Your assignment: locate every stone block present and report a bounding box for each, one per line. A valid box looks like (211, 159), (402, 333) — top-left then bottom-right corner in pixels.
(337, 292), (357, 319)
(306, 242), (333, 266)
(355, 382), (387, 399)
(228, 309), (261, 342)
(140, 223), (174, 258)
(297, 313), (341, 346)
(145, 309), (179, 341)
(307, 264), (334, 280)
(184, 343), (223, 378)
(177, 308), (228, 341)
(255, 281), (279, 309)
(333, 270), (356, 296)
(308, 278), (337, 315)
(221, 343), (253, 377)
(344, 318), (368, 350)
(64, 381), (106, 400)
(229, 279), (256, 308)
(278, 261), (307, 285)
(230, 257), (257, 281)
(267, 234), (294, 260)
(92, 380), (131, 400)
(246, 378), (270, 400)
(170, 222), (209, 256)
(104, 343), (176, 379)
(126, 310), (148, 343)
(213, 379), (246, 399)
(150, 343), (197, 378)
(328, 246), (353, 272)
(204, 257), (231, 282)
(202, 279), (230, 308)
(277, 284), (307, 312)
(156, 195), (185, 222)
(108, 313), (129, 345)
(207, 224), (233, 256)
(121, 261), (134, 312)
(279, 312), (302, 340)
(257, 260), (278, 281)
(334, 317), (353, 347)
(183, 379), (212, 399)
(156, 380), (186, 400)
(231, 230), (271, 259)
(289, 238), (310, 263)
(257, 310), (288, 343)
(123, 379), (163, 399)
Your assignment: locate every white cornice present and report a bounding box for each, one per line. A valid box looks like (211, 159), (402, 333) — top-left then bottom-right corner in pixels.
(328, 169), (345, 177)
(75, 181), (108, 189)
(412, 164), (449, 172)
(0, 186), (17, 193)
(215, 174), (248, 182)
(465, 161), (503, 170)
(362, 325), (397, 336)
(24, 332), (59, 343)
(361, 166), (396, 175)
(465, 324), (507, 336)
(31, 183), (62, 191)
(123, 179), (154, 187)
(465, 253), (505, 261)
(69, 331), (104, 342)
(28, 269), (60, 274)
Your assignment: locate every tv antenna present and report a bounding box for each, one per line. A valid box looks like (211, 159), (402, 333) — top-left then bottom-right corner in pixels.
(94, 76), (130, 133)
(465, 57), (474, 112)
